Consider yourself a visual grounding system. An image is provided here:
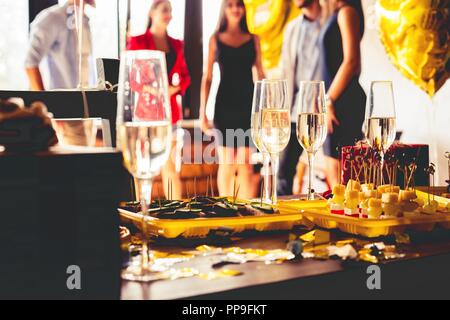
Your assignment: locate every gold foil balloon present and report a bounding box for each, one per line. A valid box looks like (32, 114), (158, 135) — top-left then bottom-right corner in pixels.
(245, 0), (300, 69)
(377, 0), (449, 97)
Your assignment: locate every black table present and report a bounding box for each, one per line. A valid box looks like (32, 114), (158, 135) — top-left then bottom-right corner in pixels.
(121, 229), (450, 300)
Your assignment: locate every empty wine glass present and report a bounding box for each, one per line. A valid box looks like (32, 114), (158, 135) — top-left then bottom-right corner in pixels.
(296, 81), (327, 200)
(117, 50), (172, 281)
(259, 79), (291, 205)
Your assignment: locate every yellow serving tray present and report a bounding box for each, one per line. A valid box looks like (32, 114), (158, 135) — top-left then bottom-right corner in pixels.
(118, 199), (328, 239)
(277, 191), (450, 238)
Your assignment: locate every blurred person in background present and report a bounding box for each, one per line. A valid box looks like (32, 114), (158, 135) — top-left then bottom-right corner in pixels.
(277, 0), (323, 195)
(25, 0), (96, 91)
(200, 0), (265, 198)
(127, 0), (191, 200)
(320, 0), (366, 186)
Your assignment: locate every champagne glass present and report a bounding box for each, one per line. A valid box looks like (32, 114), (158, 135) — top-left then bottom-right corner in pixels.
(251, 80), (271, 204)
(117, 50), (172, 281)
(260, 79), (291, 205)
(296, 81), (327, 200)
(365, 81), (396, 185)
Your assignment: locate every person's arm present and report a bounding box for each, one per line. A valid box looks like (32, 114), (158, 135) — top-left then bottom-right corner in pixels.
(25, 12), (59, 91)
(326, 6), (362, 133)
(26, 67), (45, 91)
(177, 41), (191, 95)
(169, 40), (191, 97)
(199, 36), (217, 134)
(253, 35), (265, 80)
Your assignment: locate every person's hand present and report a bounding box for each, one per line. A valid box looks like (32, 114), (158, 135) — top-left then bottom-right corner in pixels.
(169, 85), (181, 96)
(326, 99), (340, 134)
(200, 116), (213, 136)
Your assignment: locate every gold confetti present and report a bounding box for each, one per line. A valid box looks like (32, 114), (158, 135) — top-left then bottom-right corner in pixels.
(198, 269), (243, 280)
(394, 232), (411, 245)
(300, 230), (316, 243)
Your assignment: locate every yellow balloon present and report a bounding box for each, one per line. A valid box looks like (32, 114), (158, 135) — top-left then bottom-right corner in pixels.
(377, 0), (450, 97)
(244, 0), (301, 69)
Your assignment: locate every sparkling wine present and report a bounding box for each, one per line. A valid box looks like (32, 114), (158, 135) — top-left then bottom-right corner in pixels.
(261, 109), (291, 154)
(297, 113), (327, 154)
(366, 117), (396, 152)
(251, 112), (265, 152)
(118, 121), (172, 180)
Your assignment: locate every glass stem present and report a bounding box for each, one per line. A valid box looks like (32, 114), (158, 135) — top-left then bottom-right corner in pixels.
(136, 178), (152, 271)
(270, 153), (279, 205)
(307, 152), (315, 200)
(262, 152), (271, 204)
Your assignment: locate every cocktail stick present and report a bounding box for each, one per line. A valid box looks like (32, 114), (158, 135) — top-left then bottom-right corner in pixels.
(260, 178), (264, 207)
(210, 173), (215, 198)
(157, 184), (162, 209)
(194, 177), (197, 199)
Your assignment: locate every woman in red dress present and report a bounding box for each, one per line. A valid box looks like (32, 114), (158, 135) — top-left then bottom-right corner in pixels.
(127, 0), (191, 200)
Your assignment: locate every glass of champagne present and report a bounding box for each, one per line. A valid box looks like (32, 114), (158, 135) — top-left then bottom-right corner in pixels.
(251, 80), (271, 204)
(296, 81), (327, 200)
(260, 79), (291, 205)
(117, 50), (172, 281)
(365, 81), (397, 185)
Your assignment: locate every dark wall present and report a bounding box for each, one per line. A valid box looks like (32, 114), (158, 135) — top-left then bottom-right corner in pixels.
(183, 0), (203, 119)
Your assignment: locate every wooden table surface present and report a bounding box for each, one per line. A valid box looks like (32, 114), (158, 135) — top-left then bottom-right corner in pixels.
(121, 228), (450, 300)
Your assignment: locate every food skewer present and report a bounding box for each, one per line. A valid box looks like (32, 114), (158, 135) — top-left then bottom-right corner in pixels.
(210, 173), (215, 197)
(232, 173), (238, 203)
(157, 184), (162, 209)
(260, 178), (264, 208)
(356, 162), (364, 185)
(337, 146), (342, 185)
(194, 177), (197, 199)
(186, 182), (191, 209)
(130, 179), (136, 202)
(445, 152), (450, 192)
(234, 185), (240, 204)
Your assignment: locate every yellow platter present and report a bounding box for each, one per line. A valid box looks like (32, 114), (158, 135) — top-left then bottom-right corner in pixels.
(277, 191), (450, 238)
(118, 199), (328, 239)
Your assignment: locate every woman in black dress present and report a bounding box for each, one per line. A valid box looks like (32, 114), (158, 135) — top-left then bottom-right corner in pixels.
(320, 0), (366, 186)
(200, 0), (265, 197)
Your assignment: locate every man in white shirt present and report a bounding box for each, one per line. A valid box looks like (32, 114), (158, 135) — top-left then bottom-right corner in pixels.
(277, 0), (322, 195)
(25, 0), (95, 91)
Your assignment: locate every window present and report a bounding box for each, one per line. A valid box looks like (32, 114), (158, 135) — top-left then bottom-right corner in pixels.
(0, 0), (29, 89)
(59, 0), (119, 59)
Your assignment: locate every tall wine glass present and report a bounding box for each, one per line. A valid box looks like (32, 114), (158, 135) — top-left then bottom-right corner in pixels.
(117, 50), (172, 281)
(260, 79), (291, 205)
(296, 81), (327, 200)
(251, 80), (271, 204)
(365, 81), (396, 185)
